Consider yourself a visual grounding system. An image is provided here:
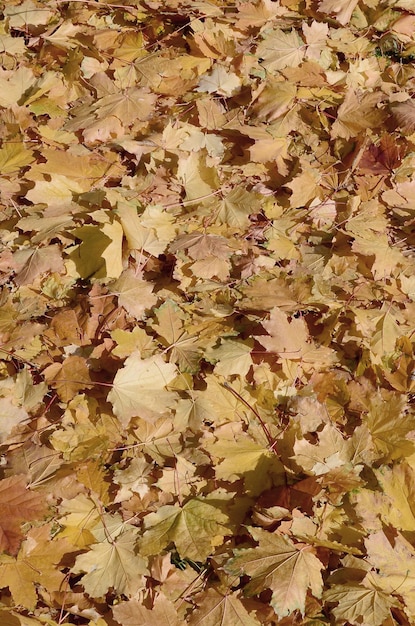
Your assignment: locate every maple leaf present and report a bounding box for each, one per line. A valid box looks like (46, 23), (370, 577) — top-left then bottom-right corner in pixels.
(76, 88), (157, 128)
(293, 422), (355, 477)
(225, 527), (324, 618)
(43, 355), (92, 402)
(72, 528), (148, 598)
(111, 326), (156, 359)
(30, 148), (120, 192)
(26, 173), (82, 208)
(374, 463), (415, 531)
(0, 143), (35, 175)
(117, 201), (176, 257)
(358, 135), (403, 175)
(170, 232), (231, 260)
(0, 66), (36, 107)
(197, 66), (241, 97)
(177, 152), (219, 201)
(331, 91), (385, 139)
(108, 352), (178, 427)
(196, 374), (255, 425)
(67, 219), (124, 280)
(114, 456), (154, 502)
(139, 497), (234, 561)
(364, 531), (415, 618)
(214, 188), (261, 229)
(323, 582), (398, 626)
(206, 437), (284, 496)
(57, 494), (100, 547)
(255, 306), (309, 359)
(189, 588), (261, 626)
(235, 0), (283, 30)
(318, 0), (359, 25)
(150, 300), (201, 373)
(0, 475), (47, 555)
(0, 524), (73, 610)
(113, 594), (185, 626)
(108, 269), (157, 320)
(205, 339), (253, 378)
(129, 417), (183, 464)
(365, 392), (414, 461)
(285, 169), (322, 209)
(352, 233), (405, 281)
(251, 79), (297, 123)
(4, 1), (54, 29)
(13, 245), (64, 286)
(0, 397), (29, 444)
(391, 99), (415, 134)
(257, 29), (305, 71)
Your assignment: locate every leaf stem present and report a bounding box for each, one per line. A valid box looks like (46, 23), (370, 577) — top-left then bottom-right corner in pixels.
(221, 381), (279, 455)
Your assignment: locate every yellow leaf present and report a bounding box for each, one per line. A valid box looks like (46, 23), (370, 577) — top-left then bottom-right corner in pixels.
(5, 1), (54, 28)
(93, 88), (157, 125)
(207, 437), (284, 496)
(189, 588), (261, 626)
(108, 353), (178, 427)
(113, 594), (185, 626)
(213, 188), (261, 229)
(365, 392), (414, 461)
(196, 374), (253, 425)
(114, 457), (154, 502)
(318, 0), (359, 25)
(0, 554), (38, 610)
(252, 79), (297, 122)
(323, 583), (397, 626)
(43, 356), (92, 403)
(226, 527), (323, 618)
(66, 226), (111, 280)
(0, 525), (73, 611)
(0, 397), (28, 444)
(58, 494), (100, 548)
(156, 456), (199, 497)
(26, 174), (82, 207)
(196, 66), (241, 97)
(331, 90), (385, 139)
(374, 463), (415, 531)
(0, 143), (34, 175)
(236, 0), (283, 30)
(256, 307), (309, 359)
(109, 270), (157, 320)
(139, 498), (233, 561)
(177, 152), (219, 201)
(365, 531), (415, 618)
(205, 339), (253, 378)
(151, 300), (201, 373)
(0, 66), (36, 107)
(256, 29), (304, 71)
(111, 326), (156, 358)
(13, 245), (64, 286)
(72, 528), (148, 598)
(28, 148), (119, 192)
(285, 169), (321, 208)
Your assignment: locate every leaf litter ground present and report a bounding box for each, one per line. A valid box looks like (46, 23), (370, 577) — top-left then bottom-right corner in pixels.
(1, 0), (415, 624)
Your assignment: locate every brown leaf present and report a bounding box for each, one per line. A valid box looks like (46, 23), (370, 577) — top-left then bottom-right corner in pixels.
(43, 356), (92, 402)
(0, 476), (47, 555)
(13, 245), (64, 286)
(391, 100), (415, 134)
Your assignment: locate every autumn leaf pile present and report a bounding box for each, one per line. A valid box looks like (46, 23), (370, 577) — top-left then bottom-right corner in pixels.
(1, 0), (415, 624)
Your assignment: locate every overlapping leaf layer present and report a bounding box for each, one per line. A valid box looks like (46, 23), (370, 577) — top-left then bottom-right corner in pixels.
(1, 0), (415, 624)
